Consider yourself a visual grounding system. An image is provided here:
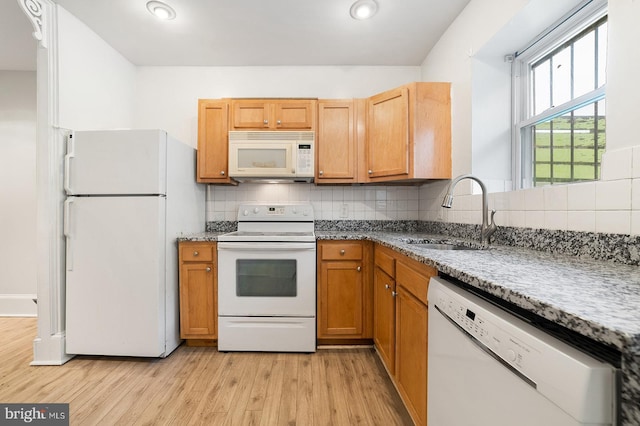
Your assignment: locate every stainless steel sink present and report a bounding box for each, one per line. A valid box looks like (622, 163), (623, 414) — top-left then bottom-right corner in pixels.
(409, 243), (480, 251)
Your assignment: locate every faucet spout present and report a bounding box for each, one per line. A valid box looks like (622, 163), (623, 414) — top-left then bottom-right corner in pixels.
(441, 174), (497, 245)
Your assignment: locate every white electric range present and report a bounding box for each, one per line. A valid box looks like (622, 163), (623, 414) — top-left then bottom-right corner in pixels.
(217, 203), (316, 352)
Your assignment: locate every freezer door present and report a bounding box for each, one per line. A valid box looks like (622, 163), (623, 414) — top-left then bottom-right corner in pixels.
(65, 129), (167, 195)
(65, 196), (167, 357)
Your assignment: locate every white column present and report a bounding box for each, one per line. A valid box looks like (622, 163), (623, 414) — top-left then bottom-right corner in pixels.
(19, 0), (73, 365)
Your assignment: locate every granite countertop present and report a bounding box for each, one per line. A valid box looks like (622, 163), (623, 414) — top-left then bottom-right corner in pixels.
(177, 232), (225, 242)
(180, 229), (640, 424)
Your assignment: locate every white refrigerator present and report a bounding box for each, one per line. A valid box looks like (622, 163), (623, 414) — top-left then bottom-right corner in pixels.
(64, 129), (205, 357)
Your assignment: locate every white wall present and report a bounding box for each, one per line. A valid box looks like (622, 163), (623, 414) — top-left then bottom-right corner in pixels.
(606, 0), (640, 151)
(0, 71), (37, 316)
(134, 66), (420, 148)
(57, 6), (136, 130)
(419, 0), (640, 236)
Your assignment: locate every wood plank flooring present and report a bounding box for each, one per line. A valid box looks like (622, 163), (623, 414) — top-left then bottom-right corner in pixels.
(0, 318), (413, 425)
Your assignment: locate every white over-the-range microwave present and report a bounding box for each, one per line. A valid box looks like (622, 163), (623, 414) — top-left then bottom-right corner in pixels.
(228, 131), (315, 182)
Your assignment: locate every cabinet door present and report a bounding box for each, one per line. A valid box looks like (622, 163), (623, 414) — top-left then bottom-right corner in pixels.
(274, 101), (315, 129)
(373, 266), (396, 372)
(317, 260), (364, 338)
(316, 100), (357, 182)
(367, 87), (410, 179)
(395, 286), (428, 426)
(197, 100), (231, 183)
(231, 100), (269, 129)
(179, 261), (216, 339)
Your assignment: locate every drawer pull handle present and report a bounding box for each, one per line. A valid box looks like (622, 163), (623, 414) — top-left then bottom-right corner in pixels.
(391, 291), (397, 297)
(385, 284), (390, 290)
(357, 266), (361, 272)
(193, 251), (199, 256)
(206, 267), (211, 272)
(340, 249), (345, 255)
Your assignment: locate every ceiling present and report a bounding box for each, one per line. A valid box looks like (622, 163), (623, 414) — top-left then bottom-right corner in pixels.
(1, 0), (470, 70)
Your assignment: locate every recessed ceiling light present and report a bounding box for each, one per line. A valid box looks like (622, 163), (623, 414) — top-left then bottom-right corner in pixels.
(350, 0), (378, 20)
(146, 1), (176, 20)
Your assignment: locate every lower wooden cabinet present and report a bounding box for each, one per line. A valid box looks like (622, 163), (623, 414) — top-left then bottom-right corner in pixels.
(178, 242), (217, 342)
(395, 286), (429, 426)
(373, 243), (436, 426)
(373, 245), (397, 372)
(317, 241), (372, 342)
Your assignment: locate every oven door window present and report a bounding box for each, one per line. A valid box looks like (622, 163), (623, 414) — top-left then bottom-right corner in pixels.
(236, 259), (297, 297)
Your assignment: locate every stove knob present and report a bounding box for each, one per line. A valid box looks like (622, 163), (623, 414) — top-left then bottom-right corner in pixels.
(243, 210), (249, 216)
(303, 210), (309, 216)
(507, 349), (517, 362)
(292, 207), (298, 214)
(253, 207), (260, 214)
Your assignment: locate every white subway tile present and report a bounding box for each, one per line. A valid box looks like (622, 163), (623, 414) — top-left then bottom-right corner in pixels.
(601, 148), (633, 181)
(633, 147), (640, 179)
(567, 211), (596, 233)
(543, 185), (568, 211)
(525, 211), (545, 228)
(567, 182), (596, 211)
(595, 180), (632, 210)
(523, 187), (545, 211)
(509, 211), (526, 228)
(633, 179), (640, 210)
(507, 190), (526, 211)
(631, 211), (640, 236)
(488, 192), (508, 212)
(596, 211), (631, 234)
(544, 211), (568, 230)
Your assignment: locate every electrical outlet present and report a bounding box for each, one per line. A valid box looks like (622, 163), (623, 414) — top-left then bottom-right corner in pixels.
(340, 203), (349, 218)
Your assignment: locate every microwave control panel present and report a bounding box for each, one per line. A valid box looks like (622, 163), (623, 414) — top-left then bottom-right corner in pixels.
(297, 144), (314, 175)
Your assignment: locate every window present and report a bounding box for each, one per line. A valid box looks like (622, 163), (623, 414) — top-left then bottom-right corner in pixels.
(513, 1), (607, 188)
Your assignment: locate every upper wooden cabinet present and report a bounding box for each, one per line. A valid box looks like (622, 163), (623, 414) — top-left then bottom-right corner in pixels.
(366, 82), (451, 183)
(197, 99), (234, 184)
(316, 99), (366, 184)
(230, 99), (317, 130)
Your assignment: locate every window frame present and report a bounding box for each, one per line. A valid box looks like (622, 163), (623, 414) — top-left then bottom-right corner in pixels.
(512, 0), (608, 189)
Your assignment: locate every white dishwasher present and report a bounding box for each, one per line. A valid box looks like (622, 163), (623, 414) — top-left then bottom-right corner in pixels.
(428, 276), (617, 426)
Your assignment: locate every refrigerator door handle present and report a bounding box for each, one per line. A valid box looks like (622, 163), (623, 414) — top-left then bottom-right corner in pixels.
(64, 198), (74, 271)
(64, 134), (75, 194)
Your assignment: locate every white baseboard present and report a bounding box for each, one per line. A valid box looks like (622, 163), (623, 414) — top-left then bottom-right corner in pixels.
(0, 294), (38, 317)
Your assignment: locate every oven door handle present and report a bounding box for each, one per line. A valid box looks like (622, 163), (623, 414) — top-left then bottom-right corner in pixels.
(218, 242), (316, 251)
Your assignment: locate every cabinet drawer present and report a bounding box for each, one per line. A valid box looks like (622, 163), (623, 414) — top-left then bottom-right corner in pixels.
(321, 243), (363, 260)
(396, 261), (435, 306)
(180, 243), (215, 262)
(374, 246), (396, 277)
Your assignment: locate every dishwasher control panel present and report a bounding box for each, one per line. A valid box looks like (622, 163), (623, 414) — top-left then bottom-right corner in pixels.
(434, 291), (537, 376)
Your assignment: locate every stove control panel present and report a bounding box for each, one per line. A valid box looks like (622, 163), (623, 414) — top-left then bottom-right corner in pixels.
(237, 203), (314, 221)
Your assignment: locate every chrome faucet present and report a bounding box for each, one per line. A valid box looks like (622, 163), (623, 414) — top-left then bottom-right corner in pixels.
(441, 174), (497, 245)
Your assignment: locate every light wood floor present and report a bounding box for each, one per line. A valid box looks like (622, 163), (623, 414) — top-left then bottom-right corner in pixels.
(0, 318), (412, 425)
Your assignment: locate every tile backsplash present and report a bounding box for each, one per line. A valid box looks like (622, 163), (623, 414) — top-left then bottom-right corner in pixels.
(206, 184), (422, 221)
(206, 145), (640, 237)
